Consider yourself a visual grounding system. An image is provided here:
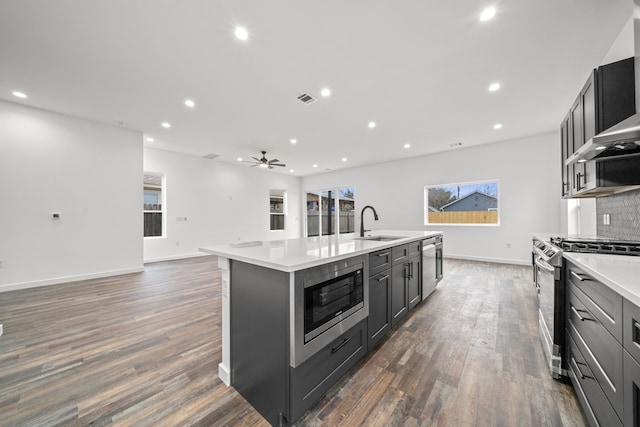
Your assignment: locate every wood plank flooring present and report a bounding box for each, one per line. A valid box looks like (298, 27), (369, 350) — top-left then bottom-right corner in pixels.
(0, 256), (588, 426)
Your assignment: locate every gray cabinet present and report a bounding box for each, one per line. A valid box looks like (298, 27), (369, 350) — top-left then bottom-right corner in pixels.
(391, 261), (409, 326)
(623, 298), (640, 427)
(368, 261), (391, 349)
(368, 240), (428, 345)
(565, 261), (623, 426)
(560, 57), (636, 199)
(407, 254), (421, 310)
(290, 318), (367, 422)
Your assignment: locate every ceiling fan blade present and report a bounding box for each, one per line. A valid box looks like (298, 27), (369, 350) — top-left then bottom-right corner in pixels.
(271, 163), (286, 167)
(252, 157), (261, 162)
(251, 164), (259, 167)
(268, 165), (274, 169)
(268, 159), (279, 163)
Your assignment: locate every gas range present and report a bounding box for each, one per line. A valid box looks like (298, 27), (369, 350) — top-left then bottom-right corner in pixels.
(548, 236), (640, 256)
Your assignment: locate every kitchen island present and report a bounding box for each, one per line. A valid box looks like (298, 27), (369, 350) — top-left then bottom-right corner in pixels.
(200, 230), (442, 426)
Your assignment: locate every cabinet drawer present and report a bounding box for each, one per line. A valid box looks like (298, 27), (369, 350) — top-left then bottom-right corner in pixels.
(289, 319), (367, 421)
(623, 298), (640, 363)
(567, 263), (622, 343)
(392, 244), (409, 265)
(408, 240), (421, 257)
(568, 289), (623, 417)
(369, 249), (392, 276)
(567, 332), (622, 427)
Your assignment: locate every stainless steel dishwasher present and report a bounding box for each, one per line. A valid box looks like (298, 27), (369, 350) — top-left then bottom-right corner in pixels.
(422, 239), (437, 299)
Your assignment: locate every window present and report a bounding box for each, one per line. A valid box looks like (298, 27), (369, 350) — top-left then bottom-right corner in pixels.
(306, 187), (355, 237)
(270, 189), (286, 231)
(425, 180), (499, 225)
(144, 173), (164, 237)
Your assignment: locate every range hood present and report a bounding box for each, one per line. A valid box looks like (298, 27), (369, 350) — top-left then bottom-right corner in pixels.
(566, 113), (640, 163)
(568, 0), (640, 163)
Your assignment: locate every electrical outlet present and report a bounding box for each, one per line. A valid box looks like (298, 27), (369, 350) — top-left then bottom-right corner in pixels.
(603, 213), (611, 225)
(0, 324), (3, 337)
(506, 243), (511, 249)
(176, 241), (180, 247)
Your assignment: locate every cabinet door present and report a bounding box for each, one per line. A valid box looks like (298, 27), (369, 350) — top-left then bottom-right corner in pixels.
(569, 95), (587, 193)
(581, 73), (597, 192)
(391, 263), (408, 327)
(560, 114), (572, 197)
(624, 350), (640, 427)
(368, 270), (391, 348)
(407, 256), (421, 310)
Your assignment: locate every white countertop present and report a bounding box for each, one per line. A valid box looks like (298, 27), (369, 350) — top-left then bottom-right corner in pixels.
(199, 230), (442, 272)
(564, 252), (640, 308)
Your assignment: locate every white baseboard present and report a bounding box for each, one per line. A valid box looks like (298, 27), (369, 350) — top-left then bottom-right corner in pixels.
(0, 266), (145, 293)
(218, 362), (231, 386)
(445, 254), (529, 266)
(144, 252), (210, 264)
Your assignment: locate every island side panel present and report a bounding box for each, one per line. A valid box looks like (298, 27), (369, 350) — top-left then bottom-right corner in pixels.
(218, 256), (231, 385)
(230, 260), (291, 425)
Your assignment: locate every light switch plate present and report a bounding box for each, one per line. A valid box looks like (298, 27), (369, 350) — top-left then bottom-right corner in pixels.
(0, 324), (3, 337)
(0, 259), (4, 268)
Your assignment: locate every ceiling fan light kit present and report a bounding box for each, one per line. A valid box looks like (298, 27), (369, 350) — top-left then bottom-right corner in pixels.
(243, 151), (286, 169)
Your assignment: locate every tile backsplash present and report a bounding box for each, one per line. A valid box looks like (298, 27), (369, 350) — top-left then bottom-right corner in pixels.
(596, 189), (640, 240)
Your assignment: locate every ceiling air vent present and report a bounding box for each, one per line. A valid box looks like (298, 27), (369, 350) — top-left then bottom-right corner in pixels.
(202, 153), (219, 160)
(297, 93), (317, 104)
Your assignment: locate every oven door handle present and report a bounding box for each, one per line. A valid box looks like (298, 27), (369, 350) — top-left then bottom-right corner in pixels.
(534, 256), (555, 274)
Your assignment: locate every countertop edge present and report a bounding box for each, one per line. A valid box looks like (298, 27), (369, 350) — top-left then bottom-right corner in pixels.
(563, 252), (640, 308)
(199, 230), (443, 272)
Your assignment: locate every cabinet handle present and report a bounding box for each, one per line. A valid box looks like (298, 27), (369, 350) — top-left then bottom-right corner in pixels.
(571, 357), (594, 380)
(409, 262), (413, 279)
(570, 271), (588, 282)
(576, 172), (582, 191)
(571, 305), (593, 322)
(331, 337), (351, 354)
(377, 252), (389, 258)
(377, 274), (390, 282)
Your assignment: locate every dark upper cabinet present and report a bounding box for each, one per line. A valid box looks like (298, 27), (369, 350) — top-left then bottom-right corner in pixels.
(561, 57), (636, 198)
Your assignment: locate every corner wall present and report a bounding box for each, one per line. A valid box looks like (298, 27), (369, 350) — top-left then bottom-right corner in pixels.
(143, 147), (302, 262)
(301, 132), (562, 264)
(0, 100), (143, 291)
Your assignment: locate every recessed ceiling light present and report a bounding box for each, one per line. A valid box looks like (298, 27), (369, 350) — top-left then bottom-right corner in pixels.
(321, 88), (331, 97)
(313, 164), (318, 168)
(161, 122), (171, 128)
(368, 121), (376, 129)
(493, 123), (503, 130)
(146, 137), (154, 142)
(404, 143), (411, 149)
(235, 27), (249, 41)
(12, 91), (27, 98)
(289, 169), (294, 173)
(480, 7), (496, 22)
(237, 157), (243, 162)
(488, 82), (501, 92)
(185, 99), (195, 108)
(341, 157), (347, 162)
(290, 139), (297, 144)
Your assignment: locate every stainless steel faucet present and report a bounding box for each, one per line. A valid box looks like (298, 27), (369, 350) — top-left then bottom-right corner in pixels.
(360, 205), (379, 237)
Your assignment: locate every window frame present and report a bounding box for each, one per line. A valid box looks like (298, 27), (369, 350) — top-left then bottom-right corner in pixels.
(424, 179), (500, 226)
(143, 172), (166, 238)
(269, 189), (286, 232)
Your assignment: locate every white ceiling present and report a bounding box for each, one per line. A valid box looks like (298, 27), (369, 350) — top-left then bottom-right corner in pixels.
(0, 0), (632, 176)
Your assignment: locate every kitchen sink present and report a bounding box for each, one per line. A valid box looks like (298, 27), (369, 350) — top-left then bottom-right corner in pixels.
(355, 235), (404, 242)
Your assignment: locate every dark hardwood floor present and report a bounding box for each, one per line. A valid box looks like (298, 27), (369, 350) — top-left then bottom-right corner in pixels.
(0, 257), (587, 426)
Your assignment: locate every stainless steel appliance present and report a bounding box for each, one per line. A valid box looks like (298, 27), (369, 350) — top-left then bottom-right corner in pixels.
(422, 238), (437, 299)
(533, 236), (640, 380)
(292, 255), (368, 367)
(532, 238), (566, 379)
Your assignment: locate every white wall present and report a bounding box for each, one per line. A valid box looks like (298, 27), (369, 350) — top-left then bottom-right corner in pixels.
(302, 132), (562, 264)
(143, 147), (302, 262)
(0, 100), (143, 291)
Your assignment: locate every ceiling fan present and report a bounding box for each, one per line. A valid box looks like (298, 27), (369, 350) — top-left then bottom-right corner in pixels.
(243, 151), (286, 169)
